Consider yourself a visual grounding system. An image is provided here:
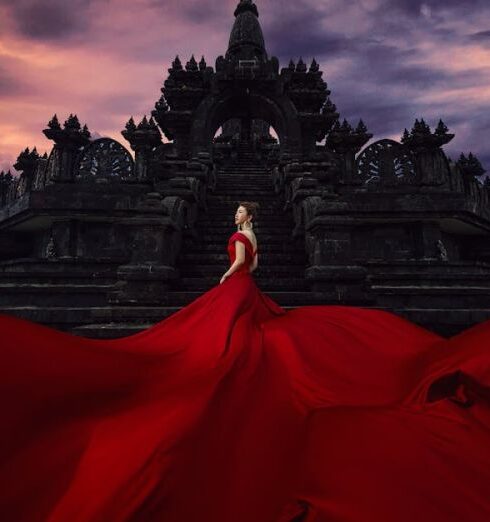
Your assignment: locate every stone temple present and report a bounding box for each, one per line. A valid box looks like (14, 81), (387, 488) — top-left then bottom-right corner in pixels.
(0, 0), (489, 338)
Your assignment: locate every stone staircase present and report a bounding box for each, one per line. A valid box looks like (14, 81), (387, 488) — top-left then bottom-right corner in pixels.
(0, 259), (121, 333)
(364, 261), (490, 337)
(70, 143), (329, 337)
(0, 143), (320, 338)
(173, 148), (308, 290)
(2, 142), (490, 338)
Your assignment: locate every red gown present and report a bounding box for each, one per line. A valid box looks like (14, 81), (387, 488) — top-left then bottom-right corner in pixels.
(0, 230), (489, 522)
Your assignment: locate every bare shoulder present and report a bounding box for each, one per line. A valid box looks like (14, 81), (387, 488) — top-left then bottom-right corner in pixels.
(240, 230), (258, 251)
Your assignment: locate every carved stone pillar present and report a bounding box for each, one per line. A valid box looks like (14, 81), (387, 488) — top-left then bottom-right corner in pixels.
(109, 193), (181, 305)
(42, 114), (91, 182)
(304, 215), (371, 304)
(122, 116), (162, 182)
(326, 118), (372, 184)
(401, 118), (454, 186)
(45, 219), (78, 260)
(12, 147), (40, 196)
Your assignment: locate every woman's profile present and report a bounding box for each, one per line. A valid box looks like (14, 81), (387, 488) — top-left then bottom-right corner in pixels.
(220, 201), (258, 284)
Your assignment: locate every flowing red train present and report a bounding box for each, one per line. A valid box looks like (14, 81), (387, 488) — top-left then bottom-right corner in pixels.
(0, 231), (489, 521)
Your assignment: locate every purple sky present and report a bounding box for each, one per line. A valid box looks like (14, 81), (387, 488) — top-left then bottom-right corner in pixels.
(1, 0), (489, 174)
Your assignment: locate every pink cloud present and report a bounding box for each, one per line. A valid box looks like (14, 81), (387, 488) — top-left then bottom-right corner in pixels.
(0, 0), (489, 174)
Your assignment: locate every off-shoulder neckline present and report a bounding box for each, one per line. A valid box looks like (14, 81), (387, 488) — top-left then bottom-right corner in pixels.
(232, 231), (257, 254)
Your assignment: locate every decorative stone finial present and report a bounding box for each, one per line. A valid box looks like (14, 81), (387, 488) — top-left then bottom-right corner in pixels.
(234, 0), (259, 18)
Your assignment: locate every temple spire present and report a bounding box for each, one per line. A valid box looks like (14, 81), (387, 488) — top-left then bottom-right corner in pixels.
(226, 0), (267, 62)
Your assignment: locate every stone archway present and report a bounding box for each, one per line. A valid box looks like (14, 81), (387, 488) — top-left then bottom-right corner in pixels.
(189, 91), (302, 159)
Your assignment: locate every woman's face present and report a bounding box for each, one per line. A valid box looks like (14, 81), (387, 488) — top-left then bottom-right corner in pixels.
(235, 206), (250, 226)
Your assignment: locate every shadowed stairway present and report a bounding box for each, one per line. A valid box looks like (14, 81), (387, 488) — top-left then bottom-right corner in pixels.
(3, 143), (490, 339)
(70, 144), (325, 337)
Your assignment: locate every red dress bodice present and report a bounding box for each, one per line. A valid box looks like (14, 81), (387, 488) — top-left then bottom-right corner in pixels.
(227, 231), (257, 274)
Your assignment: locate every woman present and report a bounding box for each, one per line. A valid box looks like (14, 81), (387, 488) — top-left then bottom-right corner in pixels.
(0, 200), (489, 522)
(220, 201), (259, 285)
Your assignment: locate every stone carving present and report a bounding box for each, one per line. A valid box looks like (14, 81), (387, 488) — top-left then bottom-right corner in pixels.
(75, 138), (134, 182)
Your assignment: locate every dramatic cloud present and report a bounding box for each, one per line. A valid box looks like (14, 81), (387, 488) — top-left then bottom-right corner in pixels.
(0, 0), (489, 174)
(7, 0), (91, 41)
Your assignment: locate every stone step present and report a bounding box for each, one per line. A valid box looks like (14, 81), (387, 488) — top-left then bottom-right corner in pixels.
(0, 283), (115, 306)
(203, 217), (287, 224)
(89, 306), (182, 322)
(204, 207), (288, 215)
(71, 307), (490, 339)
(68, 307), (304, 339)
(213, 181), (274, 186)
(220, 167), (268, 170)
(226, 157), (268, 160)
(70, 323), (162, 339)
(215, 178), (274, 182)
(215, 185), (274, 189)
(0, 273), (118, 285)
(196, 214), (288, 221)
(214, 190), (275, 195)
(216, 180), (273, 185)
(365, 261), (490, 275)
(220, 167), (269, 171)
(206, 193), (284, 199)
(214, 185), (275, 191)
(0, 259), (119, 272)
(215, 188), (274, 193)
(0, 260), (119, 284)
(3, 302), (485, 339)
(372, 285), (490, 308)
(208, 193), (283, 199)
(178, 265), (306, 277)
(177, 252), (307, 264)
(1, 290), (325, 325)
(215, 182), (273, 187)
(194, 224), (293, 232)
(0, 289), (323, 329)
(165, 291), (326, 306)
(217, 170), (272, 174)
(368, 273), (490, 285)
(209, 193), (280, 198)
(204, 206), (283, 213)
(389, 307), (490, 337)
(202, 225), (289, 232)
(0, 306), (98, 325)
(0, 306), (179, 327)
(194, 233), (299, 243)
(373, 284), (490, 292)
(216, 175), (273, 179)
(177, 276), (308, 291)
(213, 175), (275, 179)
(211, 194), (276, 199)
(207, 195), (279, 202)
(217, 172), (271, 175)
(179, 242), (302, 253)
(220, 153), (270, 155)
(200, 221), (291, 227)
(212, 186), (274, 190)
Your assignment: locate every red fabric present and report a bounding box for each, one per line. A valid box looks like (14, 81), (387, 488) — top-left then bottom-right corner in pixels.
(0, 232), (489, 522)
(227, 231), (257, 274)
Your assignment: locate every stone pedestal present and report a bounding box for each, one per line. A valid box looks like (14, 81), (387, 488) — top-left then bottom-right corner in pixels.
(108, 194), (181, 305)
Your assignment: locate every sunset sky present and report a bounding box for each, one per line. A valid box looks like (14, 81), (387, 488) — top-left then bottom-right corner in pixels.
(1, 0), (489, 175)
